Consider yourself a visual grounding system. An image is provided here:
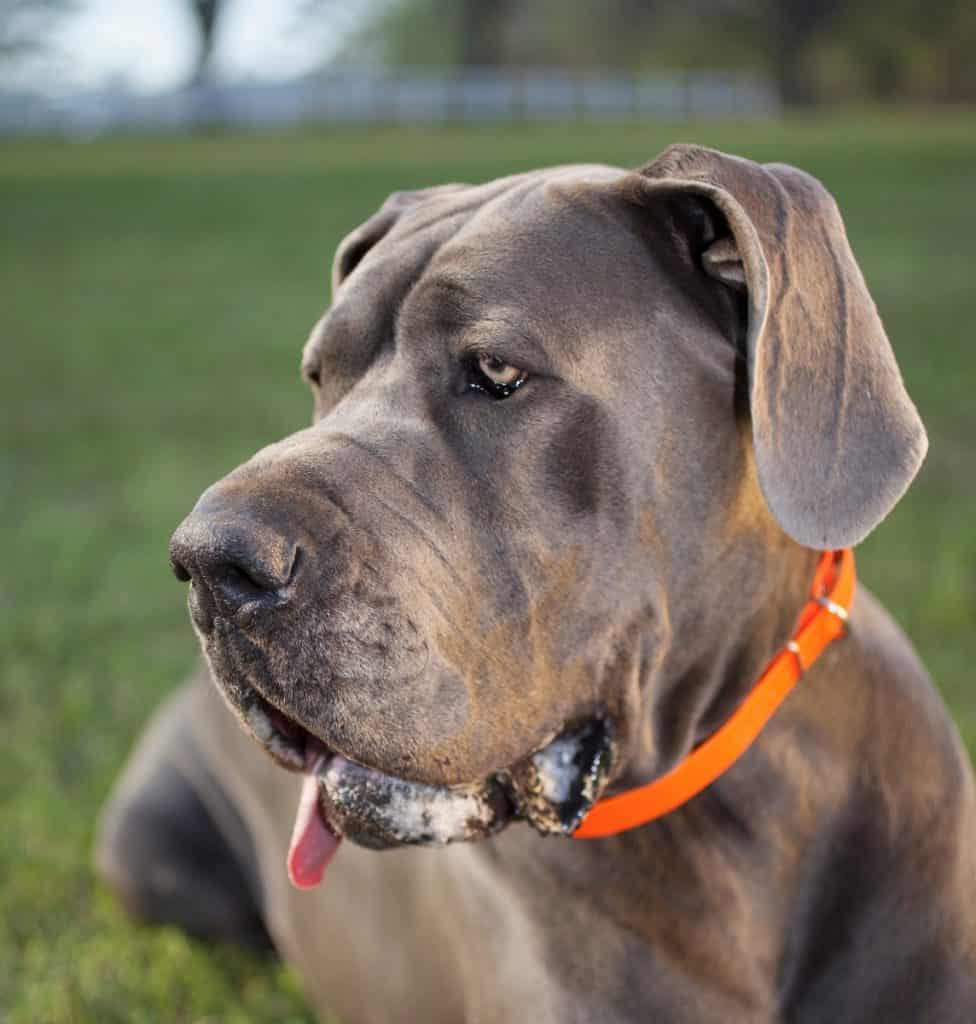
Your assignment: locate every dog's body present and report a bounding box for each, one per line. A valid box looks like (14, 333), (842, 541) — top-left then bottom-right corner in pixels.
(97, 146), (976, 1022)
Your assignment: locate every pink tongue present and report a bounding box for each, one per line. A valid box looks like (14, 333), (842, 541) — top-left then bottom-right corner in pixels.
(287, 756), (341, 890)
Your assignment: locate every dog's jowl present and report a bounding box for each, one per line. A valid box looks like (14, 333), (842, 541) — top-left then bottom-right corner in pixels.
(96, 145), (976, 1023)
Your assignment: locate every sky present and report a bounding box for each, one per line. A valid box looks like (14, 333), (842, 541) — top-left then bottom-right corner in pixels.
(2, 0), (375, 94)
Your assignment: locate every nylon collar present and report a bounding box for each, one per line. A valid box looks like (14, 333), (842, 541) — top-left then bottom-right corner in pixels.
(573, 549), (855, 839)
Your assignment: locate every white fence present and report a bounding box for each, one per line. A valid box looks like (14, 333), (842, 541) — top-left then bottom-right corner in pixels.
(0, 68), (778, 137)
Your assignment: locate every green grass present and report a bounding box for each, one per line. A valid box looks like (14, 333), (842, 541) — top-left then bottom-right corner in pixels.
(2, 112), (974, 1020)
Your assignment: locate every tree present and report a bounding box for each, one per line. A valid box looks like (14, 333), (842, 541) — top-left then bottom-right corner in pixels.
(455, 0), (512, 67)
(766, 0), (842, 107)
(323, 0), (976, 105)
(188, 0), (221, 85)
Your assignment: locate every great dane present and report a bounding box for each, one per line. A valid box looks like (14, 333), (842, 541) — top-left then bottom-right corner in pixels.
(96, 144), (976, 1022)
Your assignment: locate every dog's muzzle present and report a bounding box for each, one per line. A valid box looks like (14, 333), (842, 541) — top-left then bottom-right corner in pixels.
(169, 501), (616, 888)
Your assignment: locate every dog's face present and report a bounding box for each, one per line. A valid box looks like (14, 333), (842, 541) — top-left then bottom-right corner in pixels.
(170, 147), (926, 857)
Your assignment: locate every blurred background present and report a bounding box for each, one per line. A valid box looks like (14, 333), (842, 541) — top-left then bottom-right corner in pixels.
(2, 0), (975, 130)
(1, 1), (973, 1020)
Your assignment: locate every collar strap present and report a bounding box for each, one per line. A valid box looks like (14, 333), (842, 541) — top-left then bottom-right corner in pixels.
(572, 549), (856, 839)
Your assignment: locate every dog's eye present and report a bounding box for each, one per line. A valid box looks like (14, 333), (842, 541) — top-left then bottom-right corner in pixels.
(468, 354), (526, 399)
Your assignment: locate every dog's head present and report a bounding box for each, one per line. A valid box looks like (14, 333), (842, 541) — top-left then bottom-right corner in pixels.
(170, 146), (925, 873)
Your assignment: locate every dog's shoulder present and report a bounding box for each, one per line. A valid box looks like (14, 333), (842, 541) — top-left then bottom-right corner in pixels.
(851, 586), (969, 767)
(846, 587), (976, 938)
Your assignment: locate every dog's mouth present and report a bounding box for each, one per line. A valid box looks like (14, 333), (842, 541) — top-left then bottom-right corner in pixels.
(235, 685), (614, 890)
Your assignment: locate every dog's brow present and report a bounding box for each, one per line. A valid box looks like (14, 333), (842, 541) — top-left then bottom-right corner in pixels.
(423, 276), (474, 304)
(393, 273), (479, 346)
(462, 317), (549, 365)
(408, 275), (481, 325)
(408, 275), (552, 366)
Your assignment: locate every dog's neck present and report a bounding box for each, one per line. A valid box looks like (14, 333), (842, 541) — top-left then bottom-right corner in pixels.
(615, 542), (821, 794)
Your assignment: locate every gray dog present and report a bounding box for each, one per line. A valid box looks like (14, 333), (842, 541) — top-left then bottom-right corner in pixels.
(96, 144), (976, 1022)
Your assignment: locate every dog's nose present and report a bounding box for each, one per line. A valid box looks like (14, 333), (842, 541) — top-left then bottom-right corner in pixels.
(169, 508), (299, 630)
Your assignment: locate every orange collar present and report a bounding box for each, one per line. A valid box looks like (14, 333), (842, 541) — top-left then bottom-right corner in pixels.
(573, 549), (856, 839)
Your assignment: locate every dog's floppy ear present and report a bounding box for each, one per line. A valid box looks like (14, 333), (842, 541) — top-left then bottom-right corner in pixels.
(632, 144), (927, 549)
(332, 184), (468, 295)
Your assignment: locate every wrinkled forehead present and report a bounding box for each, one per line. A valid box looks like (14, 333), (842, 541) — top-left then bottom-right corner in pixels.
(404, 167), (635, 344)
(308, 164), (653, 373)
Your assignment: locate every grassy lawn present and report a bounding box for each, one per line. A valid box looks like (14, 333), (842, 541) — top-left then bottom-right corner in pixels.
(2, 112), (973, 1020)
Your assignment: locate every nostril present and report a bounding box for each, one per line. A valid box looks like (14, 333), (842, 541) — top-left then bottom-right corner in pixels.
(169, 510), (299, 623)
(207, 543), (299, 622)
(221, 540), (299, 594)
(213, 563), (277, 605)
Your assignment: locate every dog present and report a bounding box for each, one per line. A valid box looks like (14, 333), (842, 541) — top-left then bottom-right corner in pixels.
(96, 144), (976, 1022)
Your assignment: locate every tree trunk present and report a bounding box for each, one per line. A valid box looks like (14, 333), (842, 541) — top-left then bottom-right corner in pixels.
(455, 0), (512, 67)
(769, 0), (840, 107)
(189, 0), (221, 86)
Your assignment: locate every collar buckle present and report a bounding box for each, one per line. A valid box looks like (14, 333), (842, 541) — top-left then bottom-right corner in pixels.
(815, 594), (849, 624)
